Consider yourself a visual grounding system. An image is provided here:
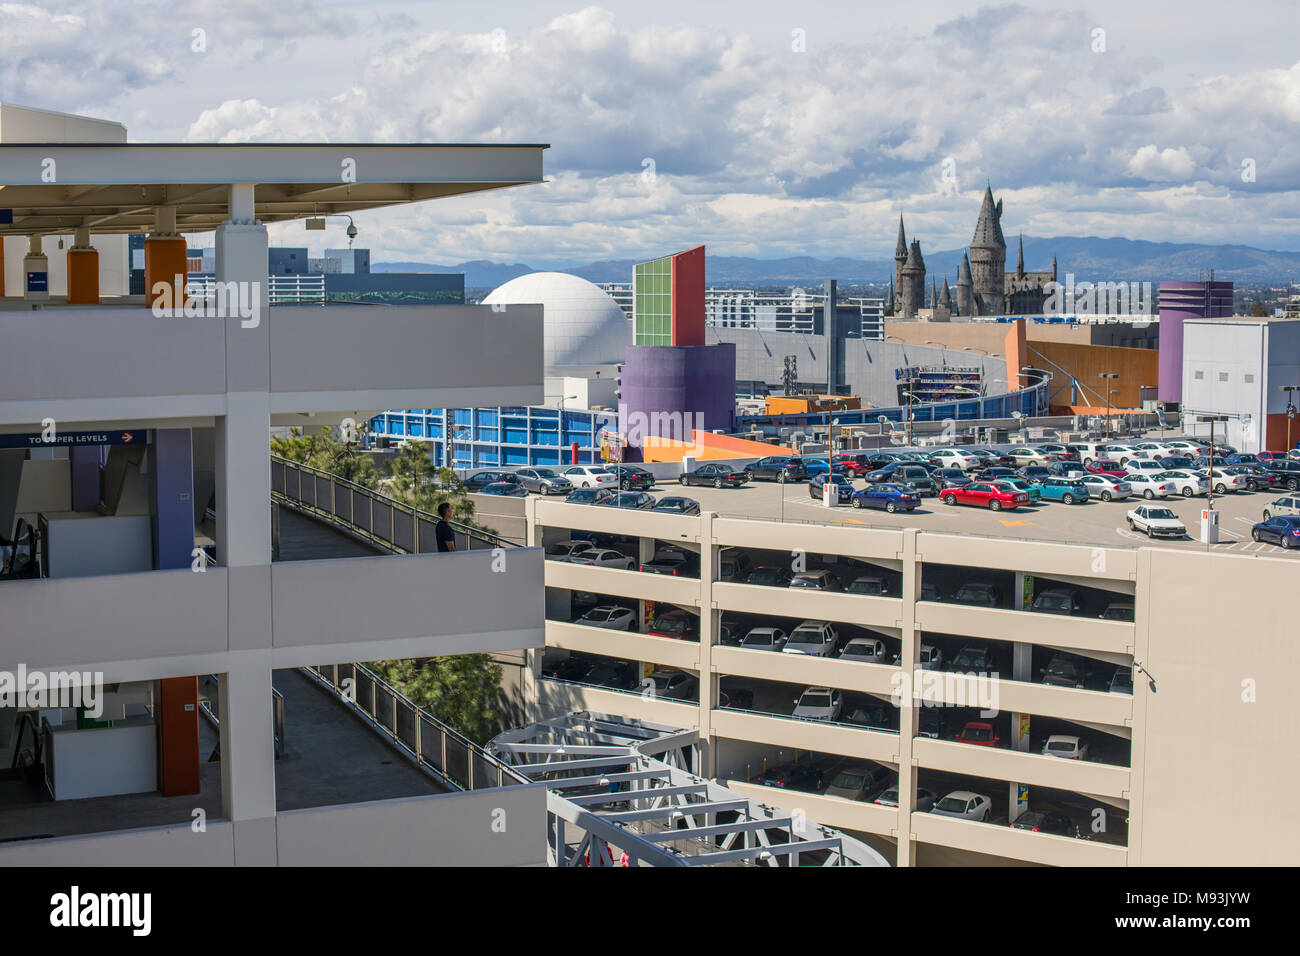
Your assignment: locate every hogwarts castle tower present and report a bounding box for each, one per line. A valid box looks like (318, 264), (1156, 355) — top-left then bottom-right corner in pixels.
(969, 184), (1006, 315)
(891, 216), (927, 318)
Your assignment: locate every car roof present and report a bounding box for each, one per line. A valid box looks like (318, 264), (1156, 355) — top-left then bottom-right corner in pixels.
(944, 790), (982, 800)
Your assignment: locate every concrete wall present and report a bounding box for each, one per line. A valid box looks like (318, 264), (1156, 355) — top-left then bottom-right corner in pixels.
(1030, 341), (1159, 410)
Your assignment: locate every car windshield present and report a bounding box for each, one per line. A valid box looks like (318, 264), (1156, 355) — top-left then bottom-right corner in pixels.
(1148, 508), (1176, 520)
(585, 609), (612, 621)
(848, 578), (884, 594)
(742, 632), (774, 646)
(790, 575), (825, 587)
(789, 628), (824, 644)
(830, 772), (864, 789)
(842, 643), (871, 656)
(1047, 659), (1080, 676)
(653, 616), (686, 633)
(534, 469), (560, 478)
(956, 585), (991, 600)
(919, 648), (935, 661)
(1046, 740), (1076, 753)
(800, 693), (831, 708)
(935, 797), (968, 813)
(1035, 594), (1073, 611)
(1057, 479), (1084, 488)
(748, 568), (784, 584)
(953, 653), (980, 668)
(962, 726), (993, 741)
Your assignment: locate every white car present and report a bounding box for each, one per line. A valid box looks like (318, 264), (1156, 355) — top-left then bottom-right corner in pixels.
(568, 548), (635, 570)
(792, 686), (844, 721)
(546, 539), (597, 562)
(1158, 470), (1209, 497)
(1079, 474), (1132, 501)
(739, 626), (787, 652)
(918, 644), (944, 670)
(930, 790), (993, 821)
(1127, 504), (1187, 538)
(1164, 439), (1209, 456)
(1124, 472), (1175, 499)
(1042, 734), (1090, 760)
(782, 621), (838, 657)
(1132, 441), (1177, 459)
(1200, 468), (1247, 494)
(930, 448), (983, 471)
(1262, 496), (1300, 519)
(838, 636), (892, 664)
(1005, 446), (1051, 467)
(563, 465), (619, 489)
(576, 605), (636, 630)
(1102, 444), (1142, 466)
(1126, 458), (1167, 475)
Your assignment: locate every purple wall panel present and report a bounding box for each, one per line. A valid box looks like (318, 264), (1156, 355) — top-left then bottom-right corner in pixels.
(1157, 281), (1233, 403)
(619, 344), (735, 460)
(149, 428), (195, 571)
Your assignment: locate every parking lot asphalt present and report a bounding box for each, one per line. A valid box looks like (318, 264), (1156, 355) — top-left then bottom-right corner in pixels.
(632, 476), (1300, 558)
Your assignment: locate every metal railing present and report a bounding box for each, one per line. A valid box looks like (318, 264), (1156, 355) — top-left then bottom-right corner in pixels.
(299, 663), (528, 792)
(196, 678), (285, 759)
(186, 273), (326, 304)
(271, 454), (522, 553)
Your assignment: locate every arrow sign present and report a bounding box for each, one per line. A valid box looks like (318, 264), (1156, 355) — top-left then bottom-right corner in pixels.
(1000, 519), (1032, 527)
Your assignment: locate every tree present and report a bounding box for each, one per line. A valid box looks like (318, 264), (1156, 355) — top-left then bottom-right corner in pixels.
(366, 654), (504, 743)
(388, 439), (476, 522)
(271, 426), (381, 488)
(1251, 300), (1269, 317)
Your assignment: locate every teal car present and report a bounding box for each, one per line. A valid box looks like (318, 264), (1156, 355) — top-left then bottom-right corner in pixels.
(993, 477), (1041, 503)
(1037, 476), (1090, 504)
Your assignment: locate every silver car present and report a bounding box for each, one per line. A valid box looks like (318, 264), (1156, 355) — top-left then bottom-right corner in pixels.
(514, 467), (573, 495)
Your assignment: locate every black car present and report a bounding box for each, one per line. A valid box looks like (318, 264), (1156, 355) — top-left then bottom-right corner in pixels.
(603, 491), (656, 509)
(950, 581), (1002, 606)
(464, 470), (521, 490)
(585, 661), (640, 690)
(1017, 465), (1054, 483)
(542, 654), (593, 682)
(718, 677), (755, 709)
(844, 703), (895, 731)
(610, 465), (655, 490)
(759, 762), (826, 792)
(717, 617), (746, 647)
(679, 463), (747, 487)
(718, 550), (752, 581)
(1251, 515), (1300, 548)
(479, 481), (528, 497)
(1159, 456), (1196, 470)
(745, 456), (808, 482)
(641, 547), (694, 575)
(1012, 810), (1077, 836)
(564, 487), (615, 505)
(917, 708), (948, 739)
(1261, 460), (1300, 490)
(651, 496), (701, 515)
(746, 565), (794, 587)
(933, 468), (973, 490)
(978, 466), (1019, 482)
(808, 473), (855, 502)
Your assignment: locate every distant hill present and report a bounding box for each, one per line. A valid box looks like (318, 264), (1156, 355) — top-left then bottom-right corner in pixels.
(375, 237), (1300, 287)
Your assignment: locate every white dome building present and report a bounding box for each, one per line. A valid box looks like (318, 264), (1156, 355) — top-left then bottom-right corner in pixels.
(482, 272), (630, 374)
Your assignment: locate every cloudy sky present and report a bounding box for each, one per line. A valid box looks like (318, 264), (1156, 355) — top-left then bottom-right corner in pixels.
(3, 0), (1298, 266)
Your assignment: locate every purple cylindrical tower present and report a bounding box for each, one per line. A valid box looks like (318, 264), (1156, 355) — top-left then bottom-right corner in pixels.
(618, 343), (735, 460)
(1157, 281), (1233, 403)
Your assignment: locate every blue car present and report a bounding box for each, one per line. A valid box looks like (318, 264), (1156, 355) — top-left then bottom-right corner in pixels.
(1037, 477), (1090, 504)
(802, 458), (832, 477)
(850, 483), (921, 513)
(1251, 515), (1300, 548)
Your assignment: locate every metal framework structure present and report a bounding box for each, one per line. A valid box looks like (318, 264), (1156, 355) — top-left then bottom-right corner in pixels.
(489, 712), (890, 868)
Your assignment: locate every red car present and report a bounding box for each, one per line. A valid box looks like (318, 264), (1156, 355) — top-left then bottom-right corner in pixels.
(832, 454), (873, 476)
(956, 721), (1002, 747)
(941, 481), (1028, 512)
(1257, 451), (1290, 463)
(1087, 459), (1128, 480)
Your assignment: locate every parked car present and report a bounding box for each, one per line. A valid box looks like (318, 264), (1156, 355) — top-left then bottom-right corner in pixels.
(746, 565), (794, 587)
(825, 762), (895, 802)
(801, 457), (832, 477)
(546, 539), (597, 562)
(759, 762), (826, 792)
(851, 483), (921, 512)
(1041, 654), (1088, 688)
(576, 605), (636, 630)
(1261, 459), (1300, 490)
(640, 547), (693, 575)
(1251, 515), (1300, 548)
(1017, 465), (1054, 483)
(844, 702), (895, 731)
(541, 654), (593, 682)
(464, 470), (521, 490)
(479, 481), (529, 497)
(1262, 496), (1300, 520)
(808, 473), (856, 503)
(610, 464), (655, 490)
(831, 453), (874, 476)
(951, 581), (1001, 606)
(968, 447), (1014, 468)
(838, 636), (892, 663)
(941, 481), (1028, 511)
(1100, 601), (1135, 621)
(790, 569), (842, 591)
(1162, 439), (1209, 457)
(917, 708), (948, 739)
(514, 467), (573, 495)
(745, 456), (808, 482)
(919, 581), (942, 602)
(718, 683), (755, 710)
(1086, 459), (1129, 480)
(1224, 464), (1279, 492)
(1047, 460), (1089, 478)
(1042, 734), (1090, 760)
(956, 721), (1002, 747)
(792, 686), (844, 721)
(931, 790), (993, 821)
(875, 786), (936, 812)
(717, 616), (745, 647)
(992, 477), (1041, 503)
(976, 466), (1019, 483)
(1159, 455), (1197, 470)
(718, 550), (752, 581)
(949, 645), (994, 673)
(1158, 469), (1209, 497)
(1124, 472), (1176, 499)
(739, 626), (787, 652)
(1109, 666), (1134, 694)
(563, 465), (619, 489)
(585, 661), (639, 690)
(646, 668), (698, 701)
(1256, 450), (1291, 463)
(1079, 474), (1132, 501)
(1127, 504), (1186, 538)
(1068, 442), (1107, 465)
(1038, 443), (1079, 461)
(679, 463), (747, 487)
(1101, 444), (1143, 466)
(1199, 468), (1248, 494)
(569, 548), (636, 570)
(929, 448), (984, 471)
(564, 486), (615, 506)
(1005, 446), (1052, 467)
(845, 574), (891, 596)
(651, 496), (700, 515)
(933, 467), (974, 490)
(1125, 458), (1168, 476)
(782, 620), (838, 657)
(1011, 810), (1078, 836)
(1037, 476), (1089, 504)
(1224, 452), (1259, 466)
(647, 609), (699, 641)
(918, 644), (944, 670)
(1030, 587), (1083, 615)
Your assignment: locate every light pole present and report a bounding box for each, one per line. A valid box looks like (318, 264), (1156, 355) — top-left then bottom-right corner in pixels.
(557, 393), (579, 469)
(1280, 386), (1300, 453)
(1198, 414), (1228, 541)
(1098, 372), (1120, 438)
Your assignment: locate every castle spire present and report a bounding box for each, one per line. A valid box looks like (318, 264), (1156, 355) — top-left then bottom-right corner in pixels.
(972, 185), (1006, 250)
(940, 277), (952, 309)
(894, 215), (908, 261)
(1017, 234), (1025, 277)
(958, 251), (973, 286)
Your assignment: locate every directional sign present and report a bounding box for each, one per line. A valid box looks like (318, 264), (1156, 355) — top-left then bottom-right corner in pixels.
(0, 430), (146, 449)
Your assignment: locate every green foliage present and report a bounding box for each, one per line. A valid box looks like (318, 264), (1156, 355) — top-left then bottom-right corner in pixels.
(271, 426), (381, 488)
(388, 440), (476, 522)
(367, 655), (504, 744)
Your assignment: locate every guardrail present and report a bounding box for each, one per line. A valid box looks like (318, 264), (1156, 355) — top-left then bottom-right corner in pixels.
(300, 663), (529, 792)
(197, 677), (285, 759)
(271, 454), (522, 552)
(187, 273), (326, 304)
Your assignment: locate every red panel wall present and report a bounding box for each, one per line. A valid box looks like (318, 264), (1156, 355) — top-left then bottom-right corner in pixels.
(157, 676), (201, 797)
(670, 245), (706, 347)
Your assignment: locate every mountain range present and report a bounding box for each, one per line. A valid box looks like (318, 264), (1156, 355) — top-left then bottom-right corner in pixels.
(374, 236), (1300, 287)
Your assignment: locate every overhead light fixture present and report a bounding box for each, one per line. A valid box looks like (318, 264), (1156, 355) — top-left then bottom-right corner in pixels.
(305, 217), (326, 231)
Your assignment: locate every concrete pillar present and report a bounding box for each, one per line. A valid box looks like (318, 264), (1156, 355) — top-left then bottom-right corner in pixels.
(22, 235), (49, 302)
(66, 226), (99, 305)
(69, 445), (102, 511)
(1009, 573), (1031, 822)
(894, 528), (920, 867)
(144, 206), (187, 312)
(219, 652), (278, 865)
(697, 511), (716, 776)
(0, 234), (5, 296)
(149, 428), (195, 570)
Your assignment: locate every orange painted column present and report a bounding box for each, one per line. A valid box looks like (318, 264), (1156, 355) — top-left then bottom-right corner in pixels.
(1003, 319), (1028, 391)
(66, 246), (99, 304)
(156, 676), (201, 797)
(144, 236), (188, 310)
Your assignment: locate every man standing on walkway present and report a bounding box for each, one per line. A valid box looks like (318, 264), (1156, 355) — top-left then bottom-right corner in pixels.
(435, 502), (456, 553)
